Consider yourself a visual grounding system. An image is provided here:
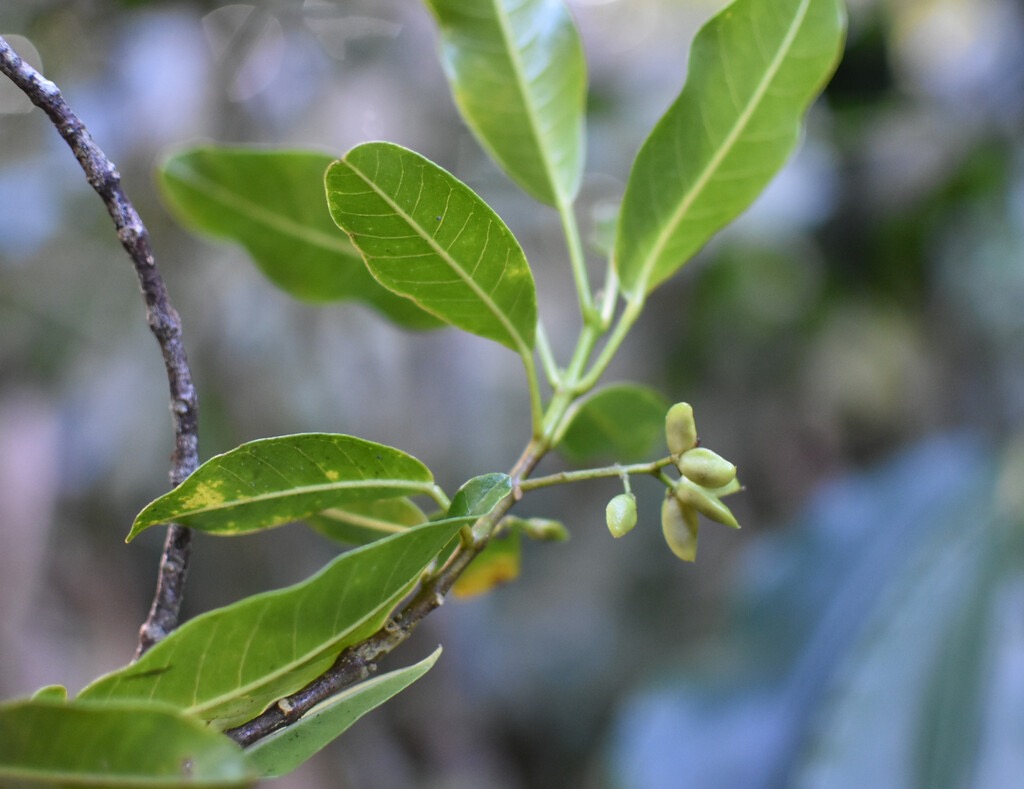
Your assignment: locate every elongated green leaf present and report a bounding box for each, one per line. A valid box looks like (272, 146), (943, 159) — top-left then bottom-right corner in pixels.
(0, 699), (253, 787)
(129, 434), (435, 540)
(79, 519), (464, 730)
(615, 0), (845, 299)
(245, 648), (441, 777)
(425, 0), (586, 206)
(158, 146), (439, 328)
(309, 497), (428, 546)
(557, 384), (670, 463)
(325, 142), (537, 353)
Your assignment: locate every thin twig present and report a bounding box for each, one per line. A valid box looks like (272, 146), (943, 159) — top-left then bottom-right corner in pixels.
(226, 439), (546, 747)
(0, 37), (199, 657)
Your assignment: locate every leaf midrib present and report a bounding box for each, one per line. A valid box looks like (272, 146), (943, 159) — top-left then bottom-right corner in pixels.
(146, 478), (437, 523)
(171, 165), (353, 255)
(184, 584), (403, 722)
(490, 0), (565, 207)
(345, 154), (532, 356)
(633, 0), (812, 297)
(0, 765), (242, 786)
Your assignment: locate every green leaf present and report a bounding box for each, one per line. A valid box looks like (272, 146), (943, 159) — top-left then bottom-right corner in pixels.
(424, 0), (587, 207)
(129, 434), (435, 540)
(614, 0), (846, 299)
(325, 142), (538, 353)
(244, 648), (441, 777)
(0, 699), (253, 787)
(158, 146), (439, 329)
(557, 384), (670, 463)
(29, 686), (67, 702)
(452, 531), (521, 598)
(448, 473), (513, 519)
(79, 519), (464, 731)
(309, 497), (428, 547)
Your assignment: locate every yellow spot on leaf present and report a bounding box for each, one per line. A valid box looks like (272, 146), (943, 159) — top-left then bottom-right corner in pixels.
(178, 481), (228, 511)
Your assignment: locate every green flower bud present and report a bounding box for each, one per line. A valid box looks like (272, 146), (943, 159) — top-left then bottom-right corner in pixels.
(661, 494), (699, 562)
(515, 517), (571, 543)
(677, 447), (737, 488)
(665, 402), (698, 456)
(606, 492), (638, 538)
(706, 477), (742, 497)
(674, 477), (740, 529)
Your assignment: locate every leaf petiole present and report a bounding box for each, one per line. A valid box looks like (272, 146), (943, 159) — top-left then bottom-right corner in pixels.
(558, 199), (595, 322)
(426, 485), (452, 512)
(535, 320), (563, 389)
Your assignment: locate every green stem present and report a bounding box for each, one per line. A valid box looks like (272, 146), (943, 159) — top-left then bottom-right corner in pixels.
(519, 457), (675, 493)
(598, 259), (620, 330)
(576, 296), (644, 393)
(520, 350), (546, 438)
(540, 321), (600, 439)
(426, 484), (452, 512)
(558, 199), (595, 323)
(535, 320), (562, 388)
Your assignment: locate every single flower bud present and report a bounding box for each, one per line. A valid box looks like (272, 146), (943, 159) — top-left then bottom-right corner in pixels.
(661, 494), (699, 562)
(516, 517), (571, 543)
(606, 492), (638, 538)
(665, 402), (698, 456)
(674, 477), (740, 529)
(677, 447), (737, 488)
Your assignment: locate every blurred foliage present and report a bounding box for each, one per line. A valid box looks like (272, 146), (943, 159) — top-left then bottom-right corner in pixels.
(2, 0), (1023, 787)
(609, 433), (1024, 788)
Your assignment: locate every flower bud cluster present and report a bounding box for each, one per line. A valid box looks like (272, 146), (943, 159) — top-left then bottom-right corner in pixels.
(661, 402), (741, 561)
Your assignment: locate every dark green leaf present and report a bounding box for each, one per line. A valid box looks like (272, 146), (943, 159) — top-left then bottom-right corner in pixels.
(129, 434), (435, 540)
(425, 0), (587, 206)
(79, 519), (464, 730)
(244, 648), (441, 777)
(557, 384), (670, 463)
(0, 699), (253, 787)
(448, 473), (514, 520)
(325, 142), (537, 353)
(309, 497), (428, 547)
(615, 0), (846, 298)
(158, 146), (439, 328)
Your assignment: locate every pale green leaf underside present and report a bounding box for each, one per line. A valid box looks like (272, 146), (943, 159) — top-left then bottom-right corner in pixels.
(309, 497), (428, 547)
(325, 142), (537, 353)
(426, 0), (586, 206)
(158, 146), (439, 329)
(448, 473), (513, 519)
(615, 0), (846, 298)
(129, 434), (434, 539)
(0, 700), (252, 787)
(245, 648), (441, 777)
(557, 383), (670, 463)
(79, 519), (464, 731)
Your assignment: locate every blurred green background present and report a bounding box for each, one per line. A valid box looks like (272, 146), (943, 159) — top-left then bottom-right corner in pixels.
(2, 0), (1023, 787)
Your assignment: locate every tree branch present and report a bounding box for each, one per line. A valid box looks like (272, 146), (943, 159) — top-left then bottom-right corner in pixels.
(0, 37), (200, 658)
(226, 439), (547, 747)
